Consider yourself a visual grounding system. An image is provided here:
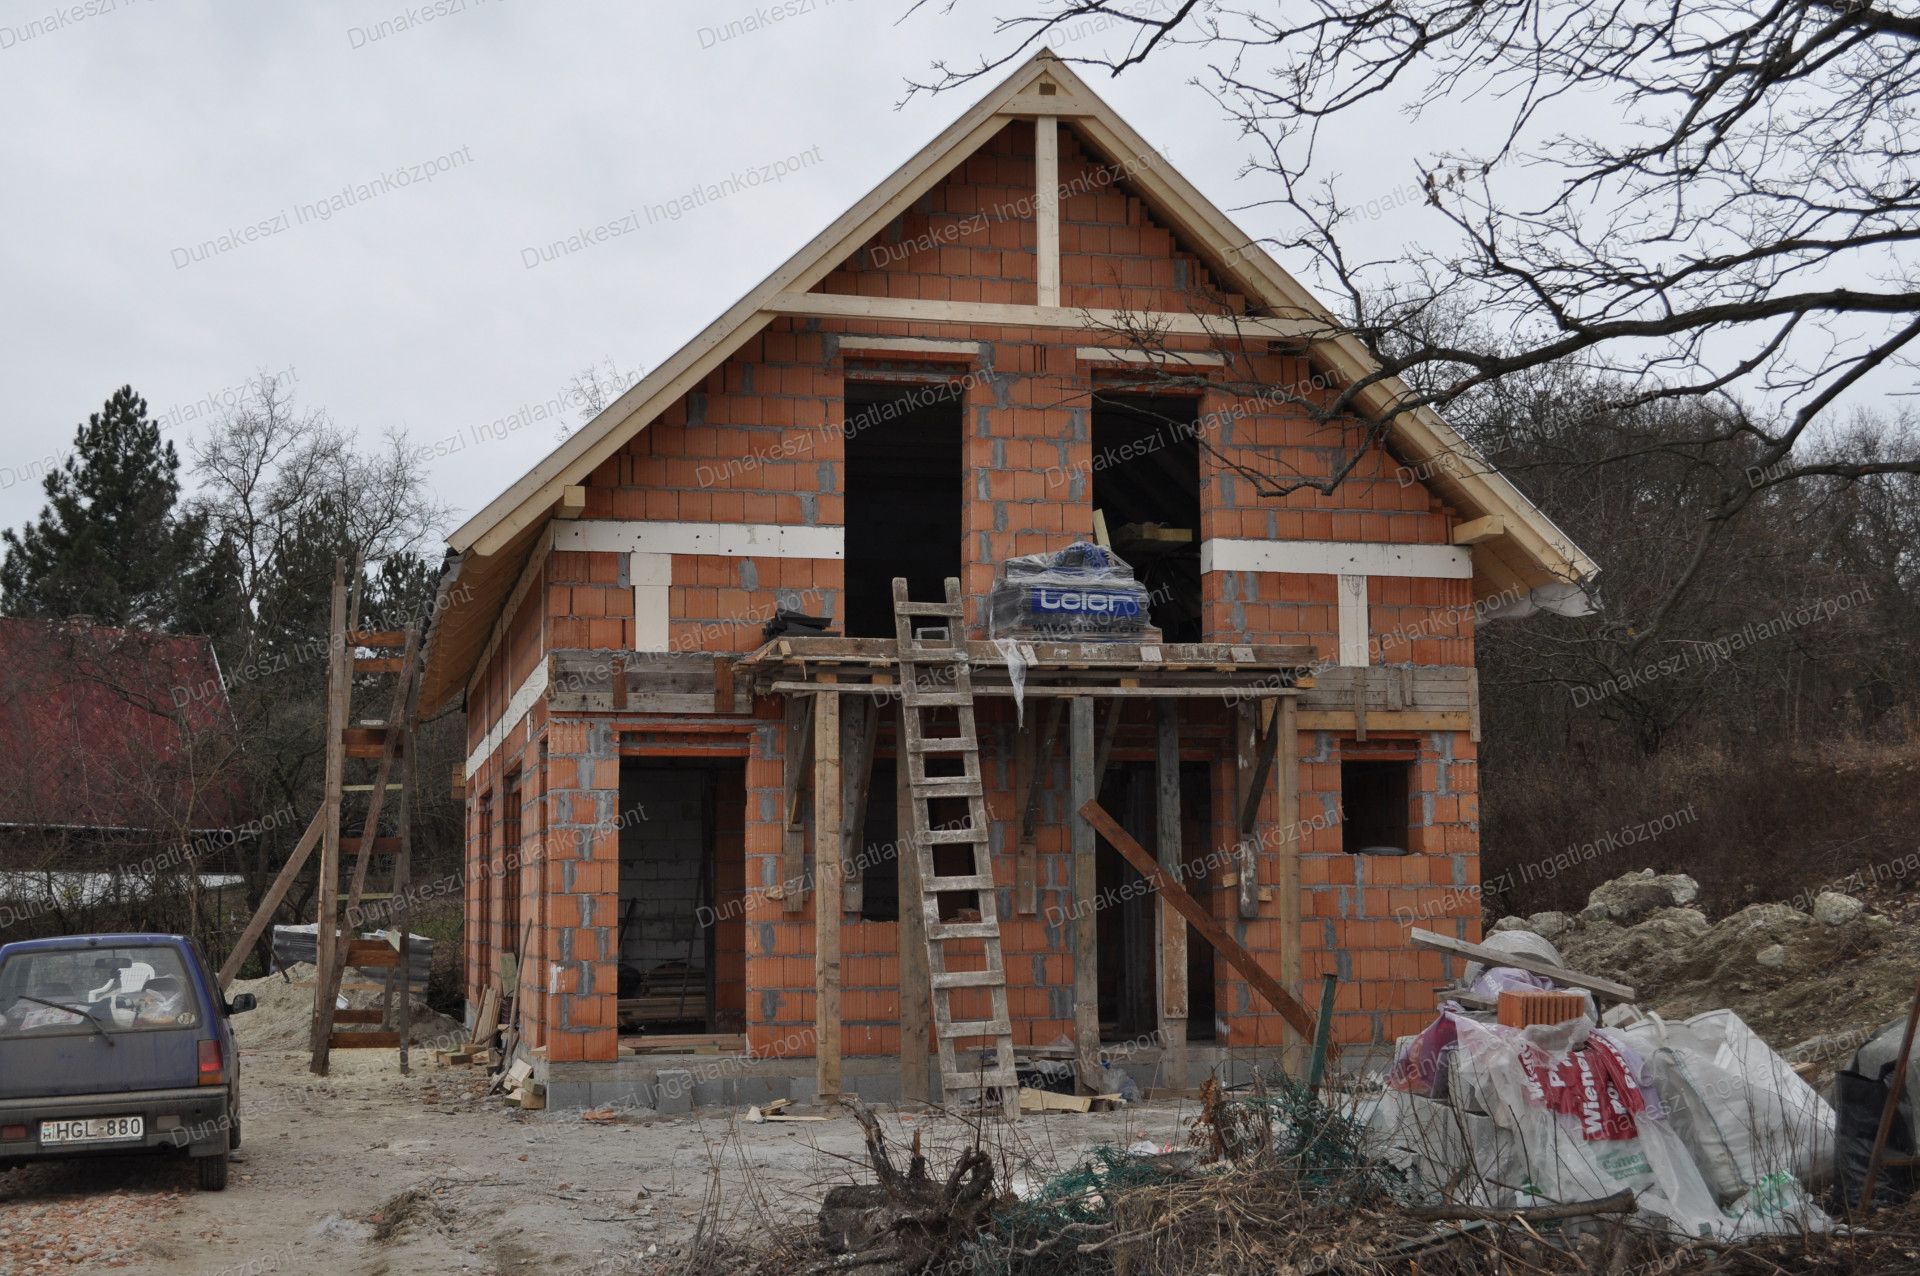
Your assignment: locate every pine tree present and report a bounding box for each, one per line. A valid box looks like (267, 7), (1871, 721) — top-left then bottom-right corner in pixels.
(0, 386), (211, 630)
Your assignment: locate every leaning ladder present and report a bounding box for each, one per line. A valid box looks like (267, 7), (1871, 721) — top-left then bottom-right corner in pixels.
(891, 577), (1019, 1117)
(309, 575), (423, 1076)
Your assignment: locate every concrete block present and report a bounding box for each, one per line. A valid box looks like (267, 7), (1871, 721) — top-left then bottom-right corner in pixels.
(656, 1068), (695, 1115)
(731, 1075), (792, 1108)
(691, 1075), (737, 1108)
(546, 1080), (594, 1111)
(845, 1072), (902, 1104)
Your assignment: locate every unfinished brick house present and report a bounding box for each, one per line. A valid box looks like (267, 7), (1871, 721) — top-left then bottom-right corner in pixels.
(420, 52), (1596, 1110)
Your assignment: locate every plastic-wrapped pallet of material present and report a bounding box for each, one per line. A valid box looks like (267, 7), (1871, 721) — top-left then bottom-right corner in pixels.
(1380, 1009), (1836, 1238)
(987, 541), (1152, 641)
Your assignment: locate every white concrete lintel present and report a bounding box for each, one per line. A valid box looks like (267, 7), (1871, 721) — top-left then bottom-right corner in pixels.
(1201, 538), (1472, 580)
(555, 520), (844, 559)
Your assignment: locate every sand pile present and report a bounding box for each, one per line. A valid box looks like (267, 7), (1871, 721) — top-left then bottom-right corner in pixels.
(229, 962), (464, 1051)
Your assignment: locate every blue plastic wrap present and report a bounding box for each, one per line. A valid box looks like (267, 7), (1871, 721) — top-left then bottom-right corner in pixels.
(987, 541), (1152, 641)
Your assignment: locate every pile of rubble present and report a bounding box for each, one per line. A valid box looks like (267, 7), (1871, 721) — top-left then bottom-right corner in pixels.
(692, 868), (1920, 1275)
(1492, 869), (1920, 1076)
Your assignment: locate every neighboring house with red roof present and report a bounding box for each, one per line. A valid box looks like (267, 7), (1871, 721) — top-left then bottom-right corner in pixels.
(0, 619), (248, 903)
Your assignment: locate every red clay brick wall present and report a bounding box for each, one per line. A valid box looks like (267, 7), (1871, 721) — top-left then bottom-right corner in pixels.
(464, 566), (549, 1020)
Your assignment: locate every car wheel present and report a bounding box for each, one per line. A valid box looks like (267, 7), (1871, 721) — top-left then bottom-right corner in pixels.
(196, 1151), (230, 1192)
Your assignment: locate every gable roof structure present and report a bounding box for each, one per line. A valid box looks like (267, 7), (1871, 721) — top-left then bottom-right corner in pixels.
(423, 51), (1597, 713)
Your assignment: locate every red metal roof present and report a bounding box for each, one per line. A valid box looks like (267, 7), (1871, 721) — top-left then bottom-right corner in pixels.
(0, 619), (244, 836)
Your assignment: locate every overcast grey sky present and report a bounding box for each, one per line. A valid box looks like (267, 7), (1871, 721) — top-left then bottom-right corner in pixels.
(0, 1), (1460, 541)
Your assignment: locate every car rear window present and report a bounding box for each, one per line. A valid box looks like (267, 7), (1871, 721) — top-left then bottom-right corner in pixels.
(0, 945), (205, 1037)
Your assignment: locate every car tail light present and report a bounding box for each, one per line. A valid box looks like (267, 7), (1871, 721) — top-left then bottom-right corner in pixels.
(1, 1124), (25, 1141)
(198, 1038), (225, 1086)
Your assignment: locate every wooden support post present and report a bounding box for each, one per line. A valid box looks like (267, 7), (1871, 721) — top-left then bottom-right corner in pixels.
(1353, 665), (1370, 742)
(1154, 700), (1188, 1094)
(1238, 701), (1280, 835)
(218, 812), (324, 988)
(1275, 696), (1303, 1074)
(1069, 697), (1100, 1092)
(781, 696), (815, 913)
(1094, 699), (1124, 786)
(840, 697), (879, 915)
(813, 692), (843, 1104)
(1034, 115), (1060, 307)
(1467, 667), (1482, 744)
(896, 709), (931, 1104)
(1231, 704), (1260, 918)
(397, 721), (417, 1076)
(1013, 721), (1038, 915)
(1080, 799), (1316, 1039)
(309, 566), (348, 1069)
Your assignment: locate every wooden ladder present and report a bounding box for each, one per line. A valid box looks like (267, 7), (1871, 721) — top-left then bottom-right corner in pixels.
(309, 568), (423, 1075)
(892, 577), (1018, 1117)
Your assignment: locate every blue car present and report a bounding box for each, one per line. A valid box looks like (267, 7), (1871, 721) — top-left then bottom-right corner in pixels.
(0, 933), (255, 1190)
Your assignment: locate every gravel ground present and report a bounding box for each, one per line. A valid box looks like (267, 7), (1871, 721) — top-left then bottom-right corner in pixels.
(0, 1047), (1202, 1275)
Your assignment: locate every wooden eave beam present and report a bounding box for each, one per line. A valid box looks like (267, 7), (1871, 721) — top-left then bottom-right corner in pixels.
(1451, 515), (1506, 546)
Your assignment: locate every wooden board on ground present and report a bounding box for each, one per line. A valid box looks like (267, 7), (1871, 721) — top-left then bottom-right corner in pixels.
(746, 1104), (829, 1122)
(1018, 1087), (1122, 1114)
(1409, 928), (1635, 1002)
(470, 984), (500, 1049)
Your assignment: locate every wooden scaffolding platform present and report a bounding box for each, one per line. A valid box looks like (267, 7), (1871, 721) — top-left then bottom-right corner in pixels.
(740, 606), (1321, 1106)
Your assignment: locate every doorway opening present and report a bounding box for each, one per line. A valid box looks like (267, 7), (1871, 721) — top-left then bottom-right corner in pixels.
(1094, 758), (1216, 1041)
(1090, 394), (1203, 641)
(616, 758), (747, 1034)
(843, 379), (965, 638)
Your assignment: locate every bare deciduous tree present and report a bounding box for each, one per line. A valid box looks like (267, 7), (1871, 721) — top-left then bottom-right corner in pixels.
(907, 0), (1920, 643)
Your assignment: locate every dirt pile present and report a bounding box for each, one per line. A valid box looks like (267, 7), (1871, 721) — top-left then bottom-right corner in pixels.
(1491, 870), (1920, 1077)
(228, 962), (465, 1051)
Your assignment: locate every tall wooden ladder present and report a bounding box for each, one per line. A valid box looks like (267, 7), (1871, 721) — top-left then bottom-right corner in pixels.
(891, 577), (1018, 1117)
(309, 565), (422, 1076)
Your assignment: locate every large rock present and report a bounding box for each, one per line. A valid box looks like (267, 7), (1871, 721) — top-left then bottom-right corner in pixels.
(1812, 891), (1864, 927)
(1580, 870), (1702, 925)
(1527, 911), (1573, 940)
(1755, 944), (1789, 969)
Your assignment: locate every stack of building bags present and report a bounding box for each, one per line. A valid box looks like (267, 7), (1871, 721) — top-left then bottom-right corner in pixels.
(1364, 933), (1836, 1239)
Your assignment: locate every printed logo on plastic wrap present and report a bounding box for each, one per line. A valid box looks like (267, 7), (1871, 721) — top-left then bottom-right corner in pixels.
(1031, 588), (1142, 617)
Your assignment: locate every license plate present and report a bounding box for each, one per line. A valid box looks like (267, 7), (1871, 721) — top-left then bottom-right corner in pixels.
(40, 1115), (144, 1145)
